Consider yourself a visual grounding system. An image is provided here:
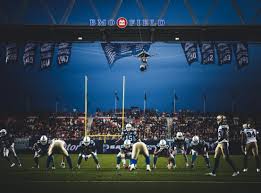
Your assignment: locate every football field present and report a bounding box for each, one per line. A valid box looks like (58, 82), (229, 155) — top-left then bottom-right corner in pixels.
(0, 154), (260, 193)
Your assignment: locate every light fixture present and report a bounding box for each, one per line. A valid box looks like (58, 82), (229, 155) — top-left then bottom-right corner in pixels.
(78, 36), (83, 40)
(175, 37), (180, 41)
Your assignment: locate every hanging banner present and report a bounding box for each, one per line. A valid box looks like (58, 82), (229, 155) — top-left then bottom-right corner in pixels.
(101, 43), (151, 68)
(6, 43), (18, 64)
(181, 42), (198, 65)
(40, 43), (54, 69)
(199, 42), (215, 64)
(233, 43), (248, 69)
(57, 42), (72, 65)
(215, 43), (232, 65)
(23, 42), (36, 66)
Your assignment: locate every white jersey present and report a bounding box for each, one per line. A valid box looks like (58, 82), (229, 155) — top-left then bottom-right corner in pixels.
(217, 124), (229, 143)
(241, 128), (257, 144)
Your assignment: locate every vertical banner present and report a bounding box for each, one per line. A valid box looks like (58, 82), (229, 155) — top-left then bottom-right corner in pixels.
(40, 43), (54, 69)
(6, 43), (18, 64)
(233, 43), (248, 69)
(101, 43), (151, 68)
(181, 42), (198, 65)
(23, 42), (36, 66)
(199, 42), (215, 64)
(57, 42), (72, 65)
(215, 43), (232, 65)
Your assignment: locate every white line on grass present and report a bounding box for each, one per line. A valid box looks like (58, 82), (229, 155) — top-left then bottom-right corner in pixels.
(30, 180), (261, 184)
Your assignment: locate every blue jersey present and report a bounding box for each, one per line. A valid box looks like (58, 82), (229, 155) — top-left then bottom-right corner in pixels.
(78, 140), (97, 155)
(121, 130), (138, 143)
(172, 137), (187, 149)
(0, 134), (14, 148)
(33, 141), (49, 155)
(188, 140), (208, 153)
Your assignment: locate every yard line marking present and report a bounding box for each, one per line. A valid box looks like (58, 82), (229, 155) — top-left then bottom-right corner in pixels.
(30, 180), (261, 184)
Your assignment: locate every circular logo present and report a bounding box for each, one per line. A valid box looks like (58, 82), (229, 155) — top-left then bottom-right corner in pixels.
(117, 17), (128, 29)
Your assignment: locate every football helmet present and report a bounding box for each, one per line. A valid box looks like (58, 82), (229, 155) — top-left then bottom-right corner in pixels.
(82, 136), (91, 146)
(125, 123), (132, 132)
(0, 129), (7, 137)
(242, 124), (248, 129)
(217, 115), (226, 125)
(123, 139), (131, 148)
(176, 132), (184, 140)
(40, 135), (48, 145)
(159, 139), (167, 148)
(192, 135), (199, 145)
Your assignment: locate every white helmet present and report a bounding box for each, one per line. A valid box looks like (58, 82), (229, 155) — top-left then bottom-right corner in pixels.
(0, 129), (7, 136)
(159, 139), (167, 148)
(217, 115), (226, 124)
(83, 136), (91, 146)
(40, 135), (48, 145)
(192, 135), (199, 145)
(126, 123), (132, 131)
(242, 124), (248, 129)
(176, 132), (184, 140)
(123, 139), (131, 148)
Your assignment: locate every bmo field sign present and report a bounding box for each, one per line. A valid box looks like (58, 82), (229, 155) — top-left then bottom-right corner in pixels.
(89, 17), (166, 28)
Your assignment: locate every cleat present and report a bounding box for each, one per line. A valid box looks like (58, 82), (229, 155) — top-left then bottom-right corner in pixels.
(257, 168), (260, 173)
(173, 164), (177, 169)
(185, 163), (189, 168)
(129, 164), (135, 171)
(146, 165), (151, 172)
(18, 164), (22, 167)
(191, 164), (194, 169)
(153, 164), (156, 169)
(232, 171), (240, 177)
(116, 164), (120, 170)
(243, 168), (248, 172)
(206, 172), (216, 177)
(32, 165), (39, 169)
(10, 163), (15, 168)
(52, 166), (56, 170)
(96, 164), (101, 170)
(77, 164), (81, 169)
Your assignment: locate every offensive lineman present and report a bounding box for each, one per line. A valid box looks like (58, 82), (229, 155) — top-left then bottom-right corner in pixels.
(172, 132), (189, 168)
(47, 138), (73, 169)
(116, 139), (132, 170)
(207, 115), (239, 176)
(153, 139), (175, 170)
(241, 123), (260, 173)
(188, 135), (210, 169)
(0, 129), (22, 167)
(77, 136), (100, 169)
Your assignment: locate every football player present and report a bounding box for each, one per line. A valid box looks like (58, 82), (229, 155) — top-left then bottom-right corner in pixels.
(207, 115), (239, 177)
(116, 123), (138, 144)
(241, 123), (260, 173)
(116, 139), (132, 170)
(47, 138), (73, 169)
(0, 129), (22, 167)
(32, 135), (56, 169)
(123, 124), (150, 171)
(172, 132), (189, 167)
(188, 135), (210, 169)
(77, 136), (100, 169)
(153, 139), (175, 170)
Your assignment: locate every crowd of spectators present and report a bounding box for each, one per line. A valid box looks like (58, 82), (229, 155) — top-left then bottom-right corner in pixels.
(0, 110), (260, 143)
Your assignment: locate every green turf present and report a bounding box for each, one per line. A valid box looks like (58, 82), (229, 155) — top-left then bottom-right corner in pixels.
(0, 154), (260, 193)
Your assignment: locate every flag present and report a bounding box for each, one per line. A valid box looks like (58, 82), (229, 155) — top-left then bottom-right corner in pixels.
(215, 43), (232, 65)
(57, 42), (72, 65)
(6, 43), (18, 64)
(101, 43), (151, 67)
(114, 91), (119, 101)
(23, 42), (36, 66)
(181, 42), (198, 65)
(40, 43), (54, 69)
(199, 42), (215, 64)
(233, 42), (248, 69)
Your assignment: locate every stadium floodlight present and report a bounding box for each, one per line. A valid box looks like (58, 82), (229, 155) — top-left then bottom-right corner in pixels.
(78, 36), (83, 40)
(175, 37), (180, 41)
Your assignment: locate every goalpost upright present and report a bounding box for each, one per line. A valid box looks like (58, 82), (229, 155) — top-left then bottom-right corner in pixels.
(122, 76), (125, 131)
(85, 75), (88, 137)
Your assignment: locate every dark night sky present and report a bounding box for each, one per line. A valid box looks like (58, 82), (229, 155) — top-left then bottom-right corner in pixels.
(0, 0), (261, 114)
